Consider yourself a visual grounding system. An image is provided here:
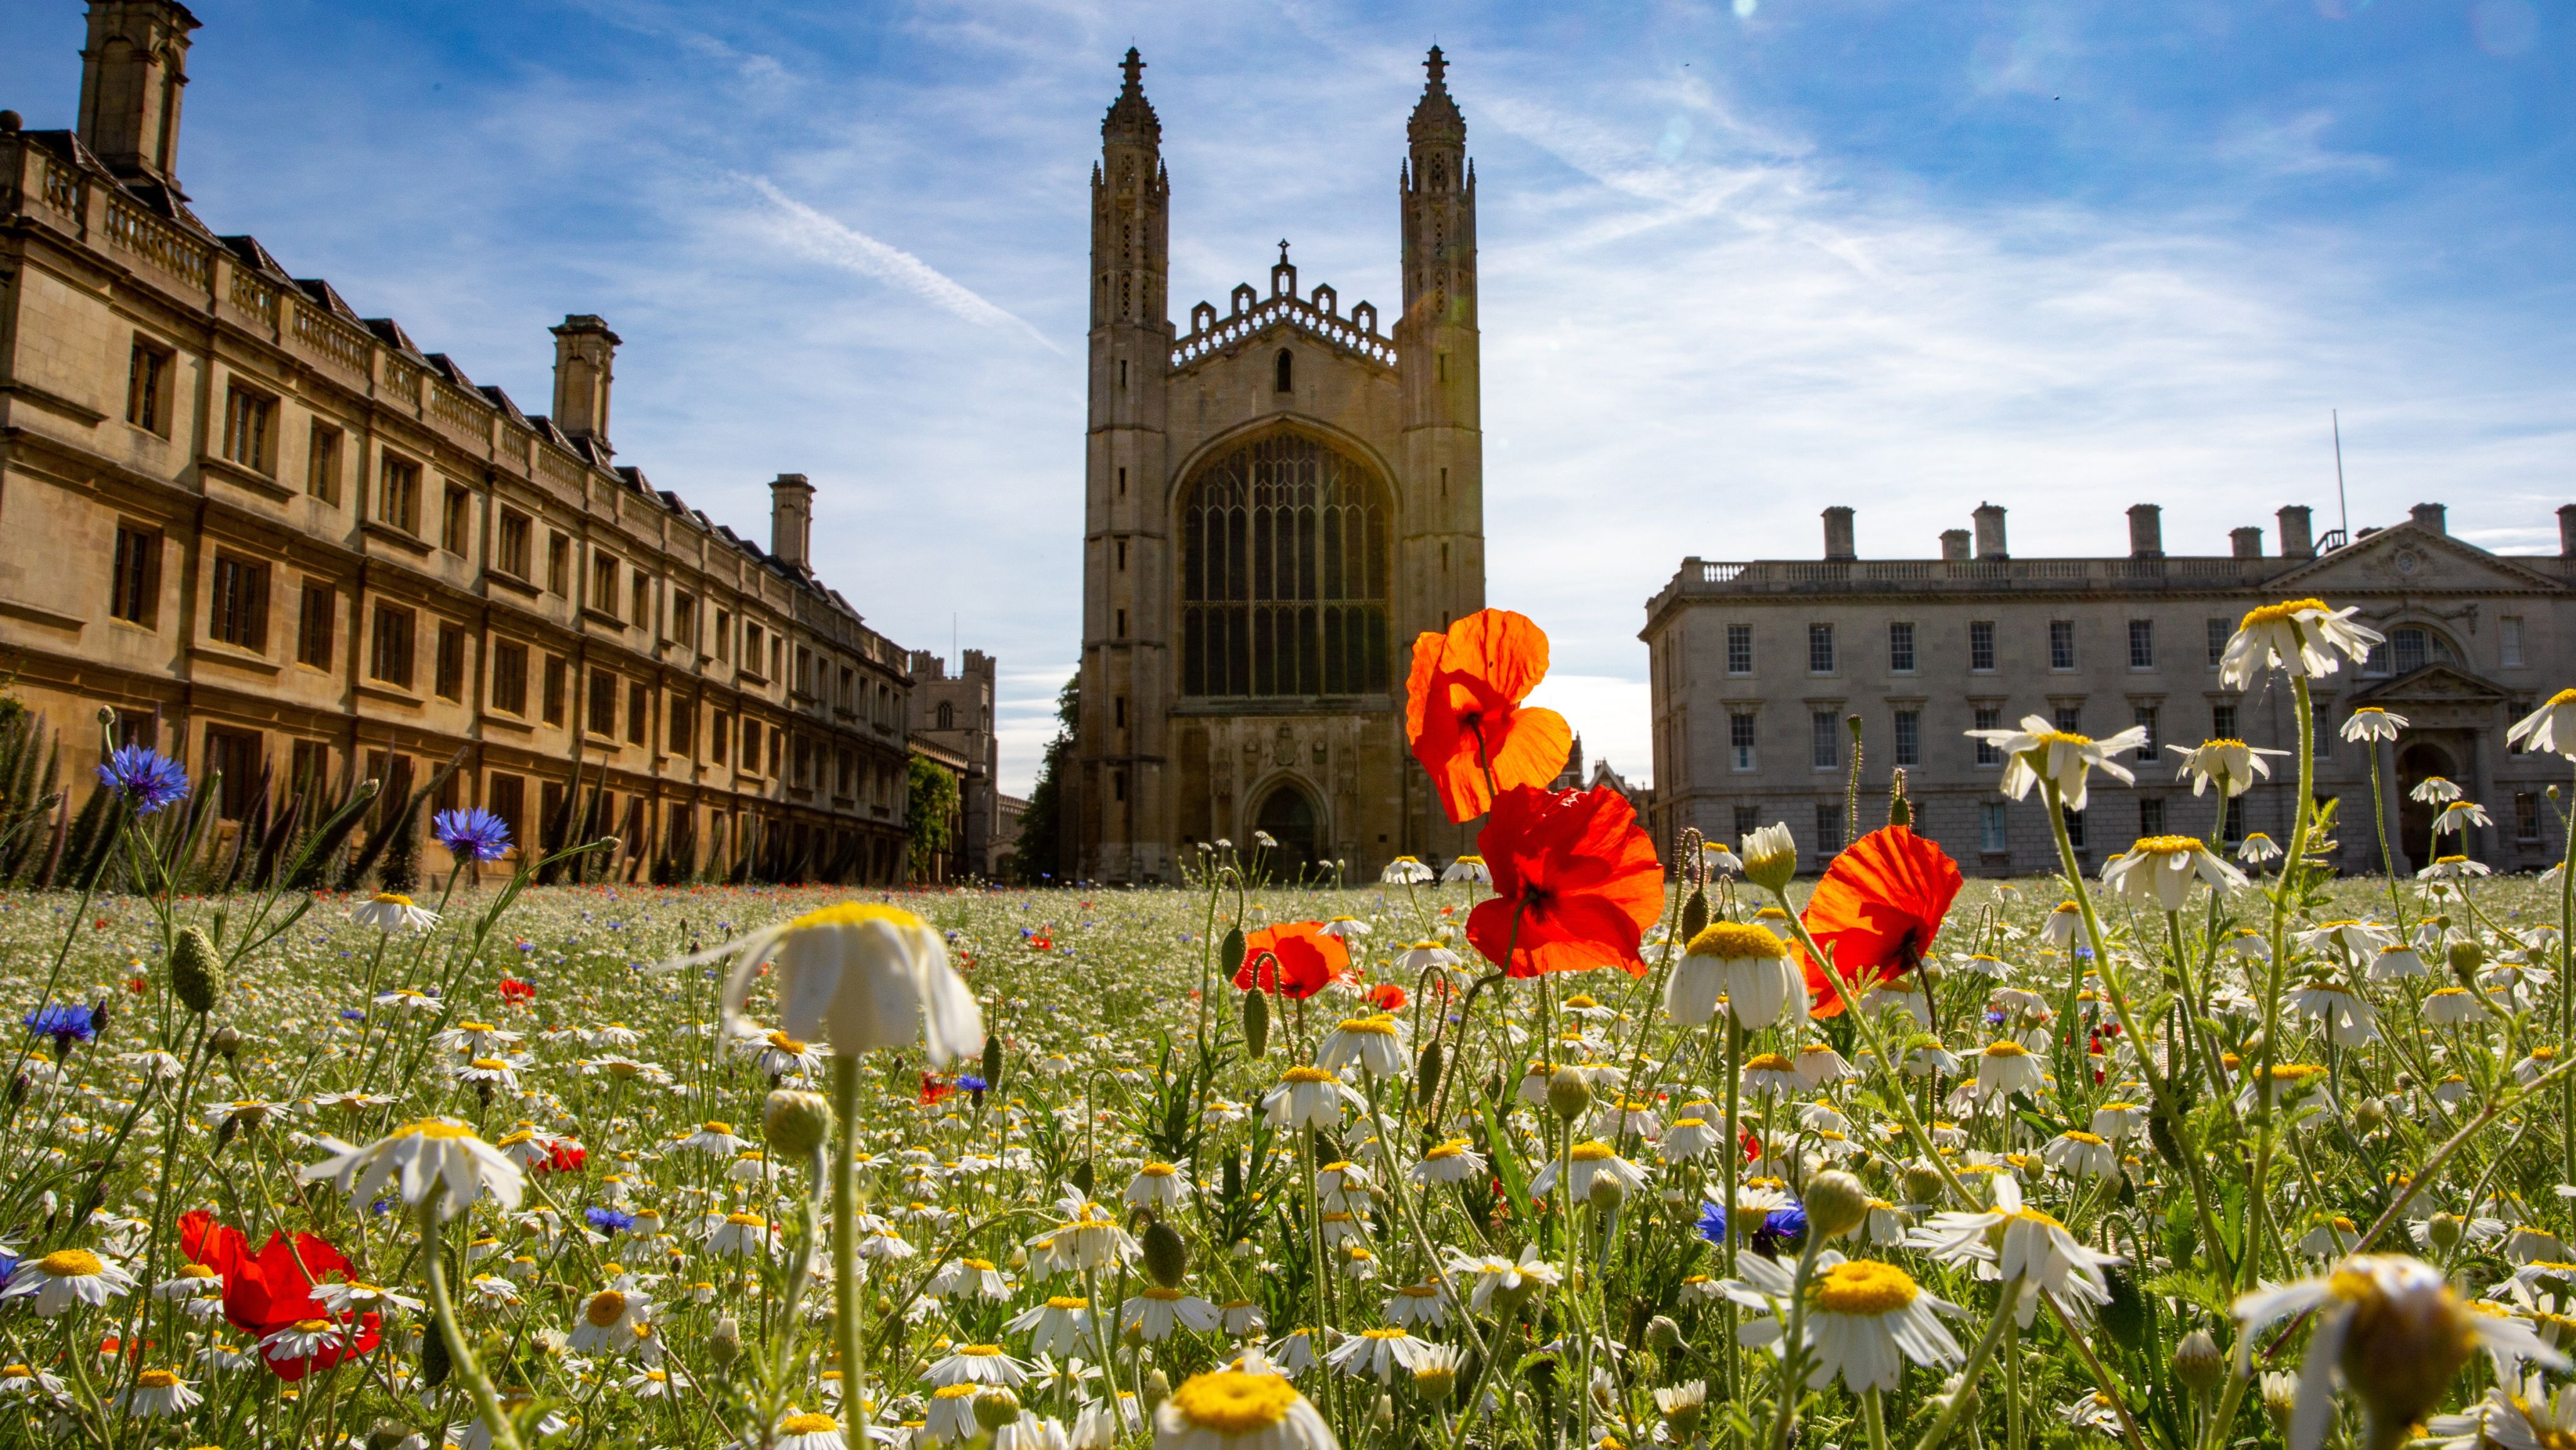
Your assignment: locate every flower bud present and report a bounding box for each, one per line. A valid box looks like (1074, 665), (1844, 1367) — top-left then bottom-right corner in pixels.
(1742, 823), (1798, 893)
(1657, 1381), (1708, 1439)
(1413, 1358), (1458, 1403)
(170, 925), (223, 1015)
(1370, 1394), (1396, 1434)
(2448, 940), (2486, 991)
(1546, 1066), (1592, 1122)
(1242, 983), (1271, 1060)
(1680, 887), (1709, 942)
(1141, 1220), (1190, 1290)
(209, 1025), (242, 1059)
(419, 1315), (452, 1386)
(1901, 1162), (1948, 1206)
(1413, 1040), (1443, 1109)
(2352, 1097), (2388, 1133)
(1588, 1171), (1629, 1212)
(96, 706), (118, 727)
(1801, 1170), (1870, 1241)
(2172, 1329), (2225, 1395)
(762, 1090), (835, 1159)
(1142, 1369), (1172, 1413)
(709, 1315), (741, 1366)
(1646, 1315), (1682, 1352)
(974, 1389), (1022, 1430)
(2426, 1212), (2465, 1252)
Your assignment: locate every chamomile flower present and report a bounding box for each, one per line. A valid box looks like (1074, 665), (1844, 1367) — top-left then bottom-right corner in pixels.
(662, 902), (984, 1066)
(2220, 598), (2384, 687)
(1262, 1066), (1362, 1129)
(2167, 740), (2289, 798)
(1314, 1014), (1408, 1079)
(1121, 1286), (1222, 1341)
(1964, 715), (2150, 812)
(350, 892), (440, 932)
(1912, 1174), (2123, 1325)
(1723, 1250), (1964, 1394)
(2509, 690), (2576, 759)
(117, 1366), (201, 1417)
(1409, 1138), (1487, 1186)
(1325, 1327), (1432, 1383)
(1530, 1141), (1650, 1207)
(1006, 1297), (1096, 1359)
(1670, 922), (1804, 1030)
(1153, 1366), (1336, 1450)
(299, 1118), (525, 1222)
(2101, 836), (2248, 910)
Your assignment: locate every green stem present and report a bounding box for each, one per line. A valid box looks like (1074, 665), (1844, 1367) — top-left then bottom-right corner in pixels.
(833, 1054), (866, 1443)
(423, 1199), (525, 1450)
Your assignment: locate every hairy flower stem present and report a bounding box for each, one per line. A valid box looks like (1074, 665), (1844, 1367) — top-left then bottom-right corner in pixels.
(2246, 672), (2320, 1293)
(832, 1054), (867, 1446)
(2363, 739), (2406, 932)
(423, 1199), (525, 1450)
(1911, 1283), (2018, 1450)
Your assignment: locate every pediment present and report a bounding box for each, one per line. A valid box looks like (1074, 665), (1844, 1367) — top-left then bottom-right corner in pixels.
(2272, 521), (2566, 596)
(2346, 661), (2514, 708)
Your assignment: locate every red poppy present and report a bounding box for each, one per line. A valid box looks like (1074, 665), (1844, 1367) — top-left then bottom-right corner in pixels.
(497, 978), (535, 1003)
(1235, 922), (1351, 1000)
(918, 1074), (954, 1105)
(178, 1210), (379, 1381)
(1366, 982), (1408, 1012)
(538, 1139), (587, 1174)
(1741, 1127), (1765, 1163)
(1465, 786), (1665, 979)
(1029, 934), (1053, 952)
(1797, 825), (1963, 1018)
(1405, 610), (1575, 823)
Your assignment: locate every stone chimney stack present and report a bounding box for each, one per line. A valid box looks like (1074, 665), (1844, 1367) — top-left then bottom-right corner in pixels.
(77, 0), (197, 188)
(1821, 506), (1856, 561)
(2410, 502), (2448, 535)
(2559, 504), (2576, 558)
(2127, 503), (2163, 559)
(549, 315), (619, 452)
(2231, 527), (2264, 560)
(1940, 528), (1971, 562)
(769, 474), (814, 569)
(2278, 505), (2315, 560)
(1972, 503), (2008, 561)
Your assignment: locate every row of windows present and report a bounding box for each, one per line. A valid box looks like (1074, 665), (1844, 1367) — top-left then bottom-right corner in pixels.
(1724, 698), (2332, 773)
(126, 337), (896, 715)
(1721, 618), (2520, 678)
(1726, 798), (2244, 862)
(109, 518), (902, 726)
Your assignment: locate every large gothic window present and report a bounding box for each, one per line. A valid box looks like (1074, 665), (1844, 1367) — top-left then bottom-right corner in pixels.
(1181, 433), (1391, 698)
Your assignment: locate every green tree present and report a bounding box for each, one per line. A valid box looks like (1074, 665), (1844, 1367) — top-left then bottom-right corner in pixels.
(906, 755), (961, 881)
(1013, 674), (1078, 882)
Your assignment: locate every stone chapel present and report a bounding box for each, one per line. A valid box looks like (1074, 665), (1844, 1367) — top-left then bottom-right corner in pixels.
(1074, 48), (1490, 883)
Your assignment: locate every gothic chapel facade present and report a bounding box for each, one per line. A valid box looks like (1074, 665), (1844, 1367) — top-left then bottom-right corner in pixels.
(1076, 50), (1489, 883)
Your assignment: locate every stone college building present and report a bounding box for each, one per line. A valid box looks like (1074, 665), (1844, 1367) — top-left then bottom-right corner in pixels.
(1074, 50), (1489, 884)
(1644, 500), (2576, 878)
(0, 1), (964, 882)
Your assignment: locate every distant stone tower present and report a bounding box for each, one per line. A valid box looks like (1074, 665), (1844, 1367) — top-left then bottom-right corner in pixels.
(1074, 48), (1487, 884)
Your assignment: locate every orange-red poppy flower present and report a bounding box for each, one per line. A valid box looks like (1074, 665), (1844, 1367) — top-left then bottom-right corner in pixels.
(1467, 786), (1665, 978)
(1406, 610), (1575, 823)
(1236, 922), (1351, 1000)
(1797, 825), (1963, 1017)
(1367, 982), (1408, 1012)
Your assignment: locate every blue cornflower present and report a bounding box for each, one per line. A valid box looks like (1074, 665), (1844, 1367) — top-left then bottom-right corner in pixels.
(1753, 1202), (1808, 1255)
(955, 1074), (989, 1093)
(339, 1007), (367, 1022)
(96, 744), (190, 815)
(23, 1003), (96, 1044)
(585, 1206), (636, 1234)
(432, 806), (513, 862)
(1695, 1200), (1728, 1247)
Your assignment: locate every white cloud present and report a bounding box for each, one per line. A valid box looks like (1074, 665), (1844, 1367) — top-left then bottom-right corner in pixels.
(737, 175), (1062, 351)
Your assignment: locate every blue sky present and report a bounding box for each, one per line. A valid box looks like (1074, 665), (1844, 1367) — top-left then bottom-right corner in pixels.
(6, 0), (2568, 792)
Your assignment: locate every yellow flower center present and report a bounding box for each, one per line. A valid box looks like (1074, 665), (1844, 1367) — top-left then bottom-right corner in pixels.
(1745, 1053), (1796, 1073)
(702, 1121), (734, 1135)
(1686, 922), (1790, 960)
(1813, 1259), (1921, 1315)
(1335, 1015), (1399, 1037)
(396, 1118), (480, 1142)
(1279, 1066), (1336, 1085)
(726, 1213), (765, 1227)
(372, 893), (414, 906)
(1569, 1141), (1616, 1163)
(766, 1032), (806, 1052)
(2062, 1130), (2106, 1146)
(292, 1318), (330, 1332)
(960, 1344), (1001, 1356)
(136, 1369), (180, 1388)
(1424, 1139), (1470, 1160)
(2128, 835), (2205, 856)
(1984, 1041), (2030, 1058)
(933, 1385), (979, 1401)
(2035, 730), (2092, 747)
(780, 1413), (840, 1434)
(179, 1263), (217, 1280)
(38, 1250), (104, 1278)
(787, 902), (926, 932)
(2240, 598), (2331, 628)
(1143, 1286), (1184, 1302)
(1563, 995), (1599, 1010)
(586, 1291), (627, 1327)
(470, 1058), (508, 1072)
(1170, 1369), (1300, 1432)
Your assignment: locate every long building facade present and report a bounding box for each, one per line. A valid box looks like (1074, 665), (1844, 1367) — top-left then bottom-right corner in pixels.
(0, 1), (923, 881)
(1644, 499), (2576, 878)
(1074, 48), (1489, 884)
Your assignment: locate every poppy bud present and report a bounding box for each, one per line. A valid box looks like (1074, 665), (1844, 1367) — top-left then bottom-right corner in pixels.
(975, 1389), (1022, 1430)
(1141, 1220), (1189, 1289)
(1143, 1370), (1172, 1414)
(1802, 1170), (1870, 1241)
(420, 1316), (452, 1386)
(352, 778), (380, 801)
(1222, 926), (1245, 978)
(2173, 1329), (2225, 1395)
(170, 926), (223, 1015)
(762, 1090), (834, 1159)
(96, 706), (117, 727)
(1546, 1066), (1592, 1122)
(1069, 1160), (1094, 1197)
(87, 998), (111, 1037)
(1680, 887), (1708, 942)
(1241, 983), (1271, 1059)
(1413, 1040), (1443, 1108)
(709, 1315), (741, 1366)
(2099, 1266), (2149, 1353)
(980, 1031), (1002, 1090)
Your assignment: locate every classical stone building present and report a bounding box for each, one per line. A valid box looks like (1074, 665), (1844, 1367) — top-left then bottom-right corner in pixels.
(1644, 499), (2576, 878)
(908, 649), (1002, 878)
(1075, 48), (1488, 883)
(0, 0), (924, 881)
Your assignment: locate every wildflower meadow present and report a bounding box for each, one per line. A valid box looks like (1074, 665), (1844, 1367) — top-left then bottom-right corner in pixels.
(7, 600), (2576, 1450)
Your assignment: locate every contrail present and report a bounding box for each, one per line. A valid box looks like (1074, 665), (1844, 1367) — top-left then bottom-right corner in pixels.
(741, 175), (1060, 353)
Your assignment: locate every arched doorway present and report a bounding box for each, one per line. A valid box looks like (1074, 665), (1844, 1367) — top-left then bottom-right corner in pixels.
(2396, 740), (2456, 872)
(1254, 781), (1324, 881)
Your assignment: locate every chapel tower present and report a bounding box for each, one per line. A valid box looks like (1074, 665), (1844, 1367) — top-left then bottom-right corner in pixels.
(1074, 49), (1486, 884)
